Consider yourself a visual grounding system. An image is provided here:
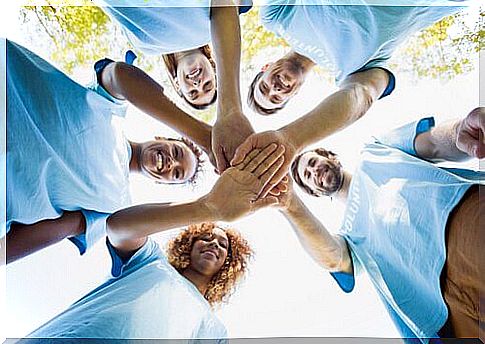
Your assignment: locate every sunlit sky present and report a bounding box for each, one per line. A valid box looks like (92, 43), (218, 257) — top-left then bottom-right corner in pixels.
(0, 1), (482, 342)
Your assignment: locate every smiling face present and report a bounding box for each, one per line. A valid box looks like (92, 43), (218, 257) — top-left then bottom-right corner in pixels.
(139, 138), (198, 184)
(175, 50), (216, 108)
(189, 227), (229, 278)
(251, 58), (306, 114)
(295, 150), (344, 197)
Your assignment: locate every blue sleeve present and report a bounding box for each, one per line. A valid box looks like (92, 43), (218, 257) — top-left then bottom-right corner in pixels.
(86, 50), (137, 107)
(372, 117), (436, 156)
(349, 63), (396, 99)
(68, 210), (110, 255)
(329, 244), (364, 293)
(106, 237), (164, 278)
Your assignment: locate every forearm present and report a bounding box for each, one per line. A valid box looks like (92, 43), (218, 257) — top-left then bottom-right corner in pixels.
(281, 68), (388, 151)
(211, 2), (243, 116)
(102, 62), (212, 152)
(414, 119), (470, 162)
(106, 199), (215, 247)
(281, 197), (352, 273)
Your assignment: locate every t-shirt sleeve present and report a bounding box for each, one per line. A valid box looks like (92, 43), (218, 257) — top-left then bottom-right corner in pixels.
(329, 244), (362, 293)
(372, 117), (436, 156)
(106, 237), (164, 278)
(68, 209), (110, 255)
(349, 63), (396, 99)
(85, 58), (128, 117)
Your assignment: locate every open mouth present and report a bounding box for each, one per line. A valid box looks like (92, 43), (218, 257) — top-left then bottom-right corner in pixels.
(187, 68), (201, 79)
(276, 74), (290, 89)
(156, 151), (164, 171)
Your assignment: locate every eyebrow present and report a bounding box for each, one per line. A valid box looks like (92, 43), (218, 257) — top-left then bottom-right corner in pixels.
(259, 80), (268, 96)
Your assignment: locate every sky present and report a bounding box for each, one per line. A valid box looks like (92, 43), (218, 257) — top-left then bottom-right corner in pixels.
(0, 1), (482, 342)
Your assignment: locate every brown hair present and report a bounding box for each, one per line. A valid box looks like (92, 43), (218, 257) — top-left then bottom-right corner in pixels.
(162, 45), (217, 110)
(167, 223), (253, 306)
(247, 71), (284, 116)
(290, 148), (341, 197)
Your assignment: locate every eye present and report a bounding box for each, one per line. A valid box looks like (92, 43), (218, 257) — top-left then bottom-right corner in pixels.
(173, 146), (178, 159)
(203, 81), (213, 92)
(174, 168), (183, 180)
(219, 241), (228, 249)
(309, 158), (316, 167)
(189, 90), (198, 99)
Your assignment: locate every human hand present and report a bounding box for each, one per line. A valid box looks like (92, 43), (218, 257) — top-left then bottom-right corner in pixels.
(211, 113), (255, 174)
(270, 176), (298, 212)
(204, 143), (285, 222)
(231, 130), (297, 197)
(456, 107), (484, 159)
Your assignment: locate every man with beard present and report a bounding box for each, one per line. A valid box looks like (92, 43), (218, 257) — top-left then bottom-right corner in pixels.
(280, 108), (484, 341)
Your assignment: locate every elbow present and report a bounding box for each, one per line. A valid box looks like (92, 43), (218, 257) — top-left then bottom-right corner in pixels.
(346, 82), (377, 120)
(106, 214), (129, 246)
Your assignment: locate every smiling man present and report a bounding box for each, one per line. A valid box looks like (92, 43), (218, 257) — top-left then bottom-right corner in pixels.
(248, 1), (465, 115)
(286, 108), (484, 340)
(5, 41), (204, 264)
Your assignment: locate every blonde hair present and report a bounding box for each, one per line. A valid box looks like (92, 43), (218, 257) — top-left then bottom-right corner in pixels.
(167, 222), (252, 306)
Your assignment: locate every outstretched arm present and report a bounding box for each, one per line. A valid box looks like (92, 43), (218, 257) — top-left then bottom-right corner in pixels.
(210, 2), (254, 172)
(232, 68), (389, 196)
(107, 143), (285, 259)
(275, 182), (352, 273)
(281, 68), (389, 150)
(100, 62), (214, 163)
(414, 107), (484, 162)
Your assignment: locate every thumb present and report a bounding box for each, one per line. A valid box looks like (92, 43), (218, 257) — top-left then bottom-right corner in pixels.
(252, 196), (279, 210)
(215, 146), (229, 174)
(231, 137), (254, 166)
(457, 131), (480, 158)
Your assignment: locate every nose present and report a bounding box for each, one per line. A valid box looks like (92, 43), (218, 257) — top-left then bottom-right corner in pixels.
(192, 78), (200, 87)
(165, 155), (173, 170)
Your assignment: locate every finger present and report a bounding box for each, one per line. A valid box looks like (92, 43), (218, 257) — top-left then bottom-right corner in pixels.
(281, 175), (289, 184)
(231, 136), (256, 166)
(244, 143), (284, 173)
(259, 160), (289, 198)
(268, 188), (281, 196)
(252, 196), (279, 211)
(258, 156), (285, 193)
(252, 145), (286, 177)
(215, 146), (229, 174)
(234, 149), (261, 170)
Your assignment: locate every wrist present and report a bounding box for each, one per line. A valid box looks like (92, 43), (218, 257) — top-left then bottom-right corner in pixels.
(279, 126), (301, 154)
(196, 196), (219, 222)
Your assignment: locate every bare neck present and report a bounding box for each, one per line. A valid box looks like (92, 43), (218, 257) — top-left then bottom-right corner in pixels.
(181, 268), (212, 296)
(287, 50), (316, 73)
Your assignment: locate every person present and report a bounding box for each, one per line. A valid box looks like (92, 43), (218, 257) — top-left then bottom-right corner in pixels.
(247, 0), (466, 115)
(4, 41), (204, 264)
(24, 141), (285, 340)
(96, 0), (252, 110)
(280, 108), (484, 341)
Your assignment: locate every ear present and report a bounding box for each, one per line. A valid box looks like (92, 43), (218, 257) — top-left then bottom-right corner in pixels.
(261, 63), (272, 72)
(154, 136), (164, 141)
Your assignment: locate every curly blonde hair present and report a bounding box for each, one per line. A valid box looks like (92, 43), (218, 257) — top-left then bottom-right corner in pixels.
(166, 222), (252, 306)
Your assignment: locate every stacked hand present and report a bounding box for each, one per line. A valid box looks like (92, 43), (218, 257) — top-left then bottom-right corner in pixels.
(456, 107), (484, 159)
(231, 130), (298, 197)
(211, 113), (255, 173)
(204, 143), (285, 222)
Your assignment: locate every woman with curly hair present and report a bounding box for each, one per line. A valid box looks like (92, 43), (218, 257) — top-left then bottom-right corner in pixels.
(26, 142), (285, 340)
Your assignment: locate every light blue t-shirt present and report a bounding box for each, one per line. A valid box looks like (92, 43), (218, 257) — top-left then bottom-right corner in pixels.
(28, 238), (227, 341)
(261, 1), (464, 84)
(331, 118), (483, 342)
(97, 1), (251, 55)
(5, 41), (131, 253)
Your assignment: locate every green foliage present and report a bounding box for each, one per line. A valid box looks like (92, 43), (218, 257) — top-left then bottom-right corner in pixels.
(241, 7), (288, 63)
(390, 10), (483, 80)
(21, 3), (111, 73)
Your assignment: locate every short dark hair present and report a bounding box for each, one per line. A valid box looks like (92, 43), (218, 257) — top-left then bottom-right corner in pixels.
(247, 71), (284, 116)
(290, 148), (341, 197)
